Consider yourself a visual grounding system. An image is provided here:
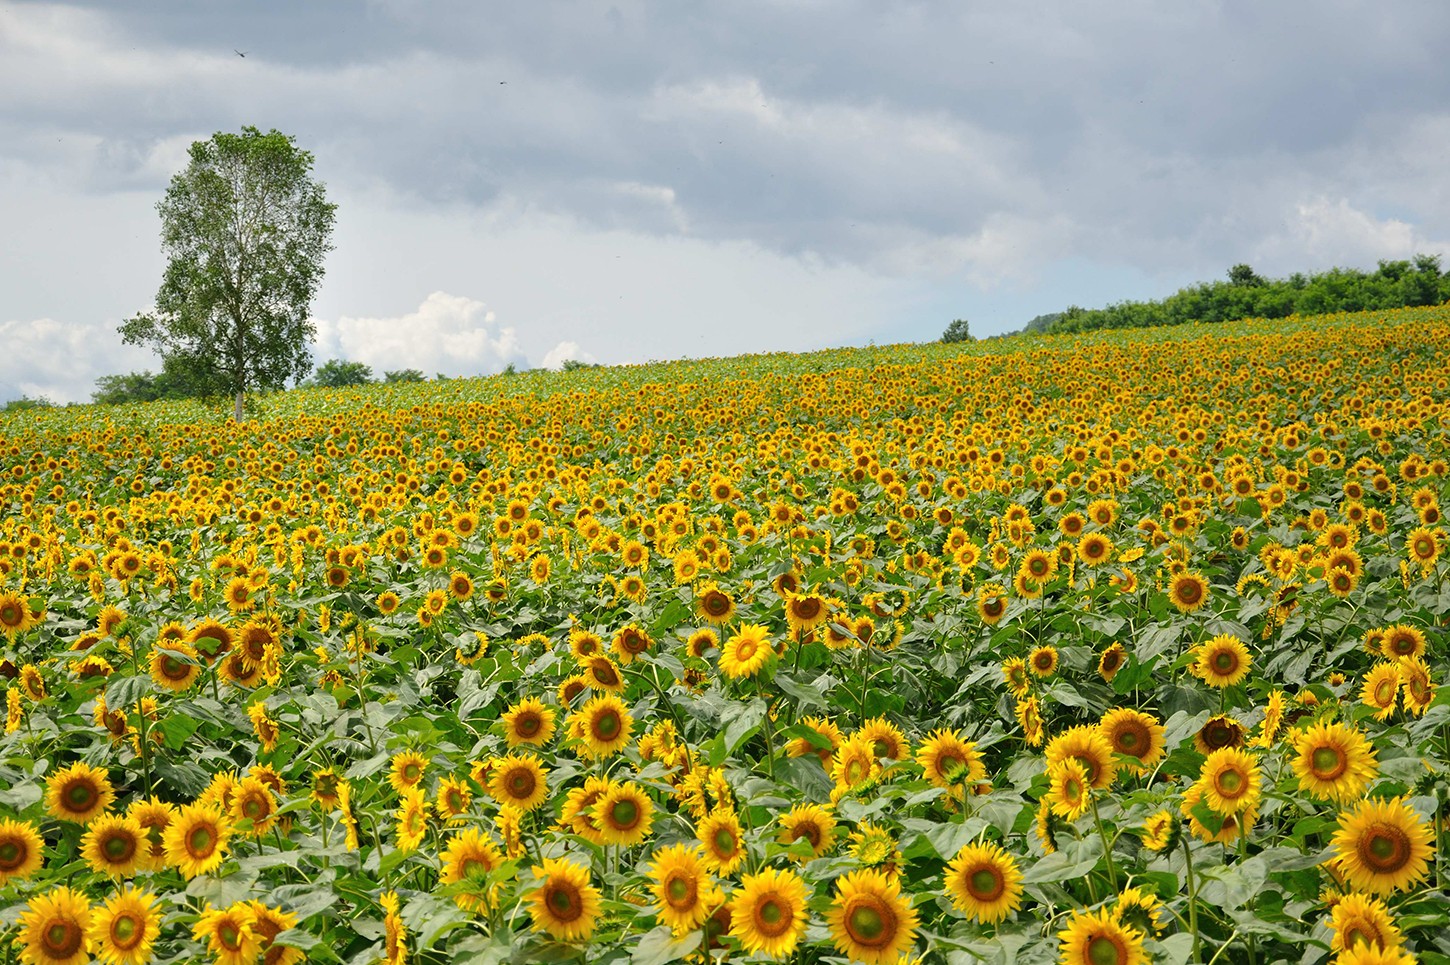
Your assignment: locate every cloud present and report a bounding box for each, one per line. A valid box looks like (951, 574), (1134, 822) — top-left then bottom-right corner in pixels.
(1252, 197), (1450, 272)
(311, 292), (527, 379)
(0, 316), (152, 404)
(539, 341), (596, 371)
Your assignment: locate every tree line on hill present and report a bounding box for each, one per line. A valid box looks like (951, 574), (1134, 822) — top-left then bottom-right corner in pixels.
(1025, 255), (1449, 335)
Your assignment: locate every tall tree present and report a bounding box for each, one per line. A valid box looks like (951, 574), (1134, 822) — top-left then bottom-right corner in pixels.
(121, 127), (337, 420)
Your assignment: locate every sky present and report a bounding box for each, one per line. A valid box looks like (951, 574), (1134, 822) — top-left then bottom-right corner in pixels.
(3, 1), (1450, 403)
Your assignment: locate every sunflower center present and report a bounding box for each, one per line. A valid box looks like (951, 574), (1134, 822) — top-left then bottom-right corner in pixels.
(609, 800), (639, 829)
(1344, 923), (1375, 949)
(1116, 729), (1141, 753)
(1373, 679), (1396, 705)
(162, 656), (187, 677)
(65, 782), (97, 810)
(1216, 769), (1243, 795)
(756, 897), (790, 936)
(969, 867), (1004, 900)
(219, 923), (243, 951)
(111, 914), (140, 947)
(736, 640), (758, 661)
(594, 712), (620, 739)
(796, 824), (821, 847)
(1361, 825), (1410, 872)
(0, 841), (21, 867)
(45, 921), (82, 956)
(547, 882), (582, 921)
(403, 763), (421, 783)
(847, 901), (890, 945)
(516, 714), (540, 736)
(1087, 934), (1126, 965)
(243, 798), (266, 820)
(1311, 747), (1347, 780)
(508, 772), (535, 799)
(1213, 652), (1237, 673)
(104, 833), (135, 861)
(713, 827), (738, 856)
(188, 825), (216, 856)
(666, 873), (695, 908)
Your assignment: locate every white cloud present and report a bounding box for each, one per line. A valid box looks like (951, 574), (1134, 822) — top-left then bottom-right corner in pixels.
(0, 316), (152, 404)
(540, 341), (596, 371)
(1253, 197), (1450, 270)
(311, 291), (527, 379)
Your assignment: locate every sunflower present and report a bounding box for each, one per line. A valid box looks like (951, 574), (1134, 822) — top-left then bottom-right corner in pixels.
(943, 841), (1023, 923)
(19, 887), (93, 965)
(1330, 796), (1434, 895)
(1196, 747), (1261, 816)
(1015, 696), (1044, 747)
(1098, 708), (1165, 774)
(502, 697), (556, 747)
(1076, 532), (1114, 567)
(1194, 714), (1245, 754)
(440, 827), (504, 911)
(1329, 892), (1403, 957)
(831, 732), (882, 796)
(188, 618), (233, 663)
(560, 776), (614, 845)
(1139, 810), (1176, 852)
(858, 717), (908, 760)
(1001, 657), (1031, 697)
(719, 623), (772, 679)
(976, 584), (1008, 625)
(126, 798), (175, 871)
(1019, 549), (1056, 582)
(45, 761), (115, 824)
(1380, 625), (1426, 661)
(434, 776), (472, 824)
(581, 654), (625, 691)
(612, 624), (653, 664)
(695, 582), (737, 625)
(1167, 571), (1210, 613)
(487, 752), (549, 812)
(777, 803), (836, 859)
(1045, 725), (1118, 790)
(1361, 663), (1401, 721)
(193, 903), (260, 965)
(592, 781), (654, 846)
(826, 868), (919, 965)
(915, 728), (986, 790)
(1097, 642), (1127, 682)
(380, 892), (406, 965)
(395, 787), (428, 853)
(786, 715), (842, 767)
(1029, 645), (1059, 678)
(571, 693), (634, 758)
(1180, 783), (1254, 844)
(1194, 634), (1252, 688)
(1406, 526), (1441, 568)
(528, 857), (603, 942)
(162, 803), (231, 879)
(1046, 758), (1091, 821)
(648, 843), (719, 934)
(729, 867), (810, 959)
(1291, 720), (1378, 804)
(387, 750), (429, 794)
(784, 592), (831, 636)
(1399, 656), (1435, 716)
(80, 814), (145, 877)
(0, 590), (37, 640)
(1113, 887), (1165, 937)
(697, 808), (746, 875)
(0, 816), (43, 885)
(685, 628), (719, 658)
(1057, 906), (1145, 965)
(376, 591), (401, 615)
(148, 640), (200, 691)
(87, 887), (160, 965)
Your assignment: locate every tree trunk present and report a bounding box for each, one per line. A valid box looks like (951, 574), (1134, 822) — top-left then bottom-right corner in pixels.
(234, 390), (244, 422)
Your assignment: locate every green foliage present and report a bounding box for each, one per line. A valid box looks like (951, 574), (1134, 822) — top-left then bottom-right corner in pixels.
(1, 395), (53, 412)
(941, 318), (973, 343)
(120, 126), (337, 420)
(92, 355), (219, 405)
(1048, 255), (1449, 334)
(560, 359), (598, 371)
(308, 359), (374, 388)
(383, 368), (426, 383)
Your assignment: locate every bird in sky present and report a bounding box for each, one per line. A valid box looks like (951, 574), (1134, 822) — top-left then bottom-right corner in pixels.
(234, 49), (247, 57)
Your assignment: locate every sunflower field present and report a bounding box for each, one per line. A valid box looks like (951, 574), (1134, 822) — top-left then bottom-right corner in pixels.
(1, 306), (1449, 965)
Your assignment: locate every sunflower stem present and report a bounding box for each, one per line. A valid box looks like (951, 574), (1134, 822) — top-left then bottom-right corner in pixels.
(757, 681), (778, 781)
(1088, 794), (1118, 892)
(1182, 836), (1201, 962)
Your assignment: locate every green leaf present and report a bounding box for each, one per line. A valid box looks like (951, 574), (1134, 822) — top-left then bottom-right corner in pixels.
(723, 699), (766, 756)
(104, 675), (150, 710)
(630, 925), (699, 965)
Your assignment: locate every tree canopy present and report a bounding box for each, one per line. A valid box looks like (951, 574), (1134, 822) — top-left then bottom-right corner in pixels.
(120, 126), (337, 419)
